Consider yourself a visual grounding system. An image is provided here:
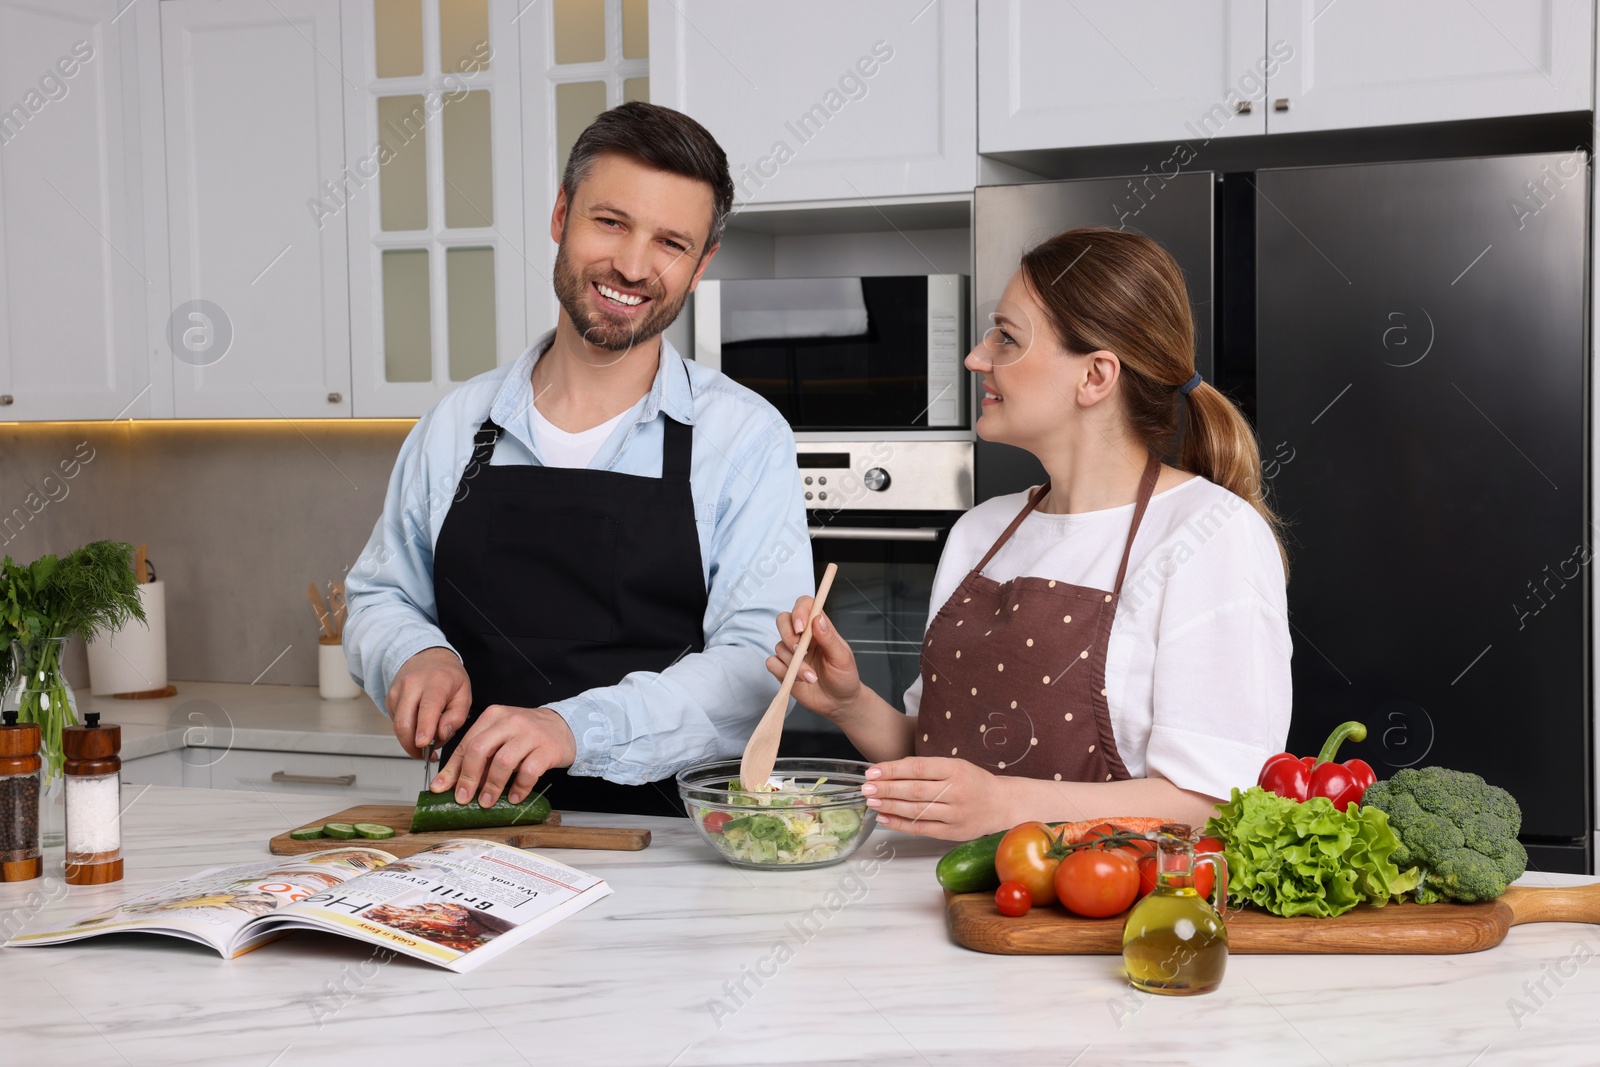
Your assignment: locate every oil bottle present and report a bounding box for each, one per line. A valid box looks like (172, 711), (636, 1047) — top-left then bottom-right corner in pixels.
(1122, 823), (1228, 995)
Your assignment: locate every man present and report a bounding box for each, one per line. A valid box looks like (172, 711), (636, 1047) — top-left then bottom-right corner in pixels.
(344, 103), (812, 817)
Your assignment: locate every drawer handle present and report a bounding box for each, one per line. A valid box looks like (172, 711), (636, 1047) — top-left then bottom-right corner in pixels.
(271, 771), (357, 787)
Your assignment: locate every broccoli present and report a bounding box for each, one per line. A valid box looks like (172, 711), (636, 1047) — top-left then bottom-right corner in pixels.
(1361, 766), (1526, 904)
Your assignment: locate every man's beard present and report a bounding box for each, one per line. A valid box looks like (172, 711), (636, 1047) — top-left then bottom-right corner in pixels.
(551, 241), (690, 353)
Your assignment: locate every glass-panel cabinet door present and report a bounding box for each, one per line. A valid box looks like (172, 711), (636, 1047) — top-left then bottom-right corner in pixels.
(520, 0), (648, 342)
(343, 0), (526, 417)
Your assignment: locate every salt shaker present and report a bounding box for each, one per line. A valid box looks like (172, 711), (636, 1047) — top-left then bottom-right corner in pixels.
(0, 710), (42, 882)
(63, 711), (122, 885)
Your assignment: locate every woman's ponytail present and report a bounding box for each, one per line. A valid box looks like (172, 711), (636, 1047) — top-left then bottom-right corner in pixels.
(1019, 228), (1289, 579)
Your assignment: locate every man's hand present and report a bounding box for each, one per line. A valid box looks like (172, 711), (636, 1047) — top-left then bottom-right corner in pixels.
(861, 757), (1009, 841)
(386, 647), (472, 759)
(430, 705), (577, 807)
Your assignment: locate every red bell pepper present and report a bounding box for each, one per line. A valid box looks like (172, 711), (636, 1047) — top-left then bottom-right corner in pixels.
(1257, 721), (1377, 812)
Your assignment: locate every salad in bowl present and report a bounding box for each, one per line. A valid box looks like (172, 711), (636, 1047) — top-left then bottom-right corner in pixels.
(676, 758), (878, 870)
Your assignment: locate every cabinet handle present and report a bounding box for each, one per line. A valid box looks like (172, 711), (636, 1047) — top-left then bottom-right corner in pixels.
(271, 770), (356, 786)
(0, 395), (12, 406)
(1273, 98), (1290, 112)
(1235, 100), (1252, 115)
(327, 392), (343, 404)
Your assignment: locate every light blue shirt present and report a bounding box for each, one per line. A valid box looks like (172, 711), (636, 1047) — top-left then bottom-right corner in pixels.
(344, 332), (814, 784)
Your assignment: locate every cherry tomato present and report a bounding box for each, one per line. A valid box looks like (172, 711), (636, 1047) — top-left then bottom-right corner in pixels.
(995, 881), (1033, 918)
(702, 811), (733, 834)
(1056, 847), (1139, 918)
(995, 822), (1063, 907)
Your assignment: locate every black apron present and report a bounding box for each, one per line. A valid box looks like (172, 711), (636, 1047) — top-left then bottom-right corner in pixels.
(431, 374), (706, 817)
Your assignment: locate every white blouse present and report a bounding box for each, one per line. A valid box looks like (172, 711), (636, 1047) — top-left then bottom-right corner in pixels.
(903, 475), (1293, 800)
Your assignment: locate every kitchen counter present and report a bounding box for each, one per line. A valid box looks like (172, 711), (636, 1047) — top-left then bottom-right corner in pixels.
(76, 680), (400, 761)
(4, 786), (1600, 1065)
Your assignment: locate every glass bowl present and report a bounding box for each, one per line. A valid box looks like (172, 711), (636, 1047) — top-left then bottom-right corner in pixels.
(676, 757), (878, 870)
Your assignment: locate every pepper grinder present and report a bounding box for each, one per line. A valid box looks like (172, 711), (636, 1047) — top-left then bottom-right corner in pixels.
(63, 711), (122, 885)
(0, 710), (43, 882)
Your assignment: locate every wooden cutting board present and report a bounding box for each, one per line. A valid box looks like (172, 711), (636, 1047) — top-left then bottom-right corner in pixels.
(267, 803), (651, 857)
(947, 882), (1600, 955)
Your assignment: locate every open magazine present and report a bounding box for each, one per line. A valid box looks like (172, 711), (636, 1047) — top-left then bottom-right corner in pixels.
(6, 839), (611, 974)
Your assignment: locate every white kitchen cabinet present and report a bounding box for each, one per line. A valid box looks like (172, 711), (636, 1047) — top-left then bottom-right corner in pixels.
(156, 0), (351, 419)
(978, 0), (1269, 152)
(0, 1), (152, 421)
(648, 0), (977, 206)
(199, 747), (417, 803)
(1265, 0), (1593, 134)
(979, 1), (1594, 152)
(120, 749), (189, 788)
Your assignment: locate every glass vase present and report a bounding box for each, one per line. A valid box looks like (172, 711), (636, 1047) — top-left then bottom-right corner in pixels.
(8, 637), (77, 848)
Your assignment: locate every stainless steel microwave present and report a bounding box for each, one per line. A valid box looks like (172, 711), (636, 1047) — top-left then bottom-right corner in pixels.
(693, 275), (968, 432)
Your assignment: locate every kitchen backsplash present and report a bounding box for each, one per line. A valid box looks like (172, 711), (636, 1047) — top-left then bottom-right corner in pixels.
(0, 420), (412, 692)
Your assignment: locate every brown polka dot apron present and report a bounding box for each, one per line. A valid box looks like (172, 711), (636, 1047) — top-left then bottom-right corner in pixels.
(913, 450), (1162, 783)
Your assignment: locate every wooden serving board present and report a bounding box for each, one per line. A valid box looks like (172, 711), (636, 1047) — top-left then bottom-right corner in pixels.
(947, 883), (1600, 955)
(267, 804), (651, 857)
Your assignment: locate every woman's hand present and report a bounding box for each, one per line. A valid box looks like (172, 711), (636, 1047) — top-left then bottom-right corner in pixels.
(861, 757), (1011, 841)
(767, 595), (862, 722)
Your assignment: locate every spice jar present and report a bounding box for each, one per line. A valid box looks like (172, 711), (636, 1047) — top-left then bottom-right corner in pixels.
(0, 710), (43, 882)
(63, 711), (122, 885)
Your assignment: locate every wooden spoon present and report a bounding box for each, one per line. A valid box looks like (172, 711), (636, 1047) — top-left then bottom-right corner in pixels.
(739, 562), (839, 791)
(306, 582), (336, 640)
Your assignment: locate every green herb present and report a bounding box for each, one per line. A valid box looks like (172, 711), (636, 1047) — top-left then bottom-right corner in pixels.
(1204, 785), (1419, 918)
(0, 541), (145, 778)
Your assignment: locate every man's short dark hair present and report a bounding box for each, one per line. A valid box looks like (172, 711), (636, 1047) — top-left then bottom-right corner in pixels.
(561, 101), (735, 253)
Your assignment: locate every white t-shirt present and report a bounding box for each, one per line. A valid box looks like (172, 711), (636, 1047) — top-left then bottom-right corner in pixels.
(903, 475), (1292, 800)
(529, 400), (640, 469)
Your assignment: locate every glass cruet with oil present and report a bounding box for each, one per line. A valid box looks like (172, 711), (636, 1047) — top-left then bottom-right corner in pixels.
(1121, 823), (1228, 995)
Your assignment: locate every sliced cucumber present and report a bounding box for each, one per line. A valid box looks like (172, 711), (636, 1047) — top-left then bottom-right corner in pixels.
(322, 822), (359, 839)
(354, 823), (396, 839)
(288, 825), (326, 841)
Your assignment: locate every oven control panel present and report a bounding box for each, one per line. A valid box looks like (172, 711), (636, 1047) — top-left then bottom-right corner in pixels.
(797, 441), (973, 512)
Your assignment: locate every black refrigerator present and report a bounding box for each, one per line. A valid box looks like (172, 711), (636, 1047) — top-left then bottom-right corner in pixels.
(975, 153), (1592, 873)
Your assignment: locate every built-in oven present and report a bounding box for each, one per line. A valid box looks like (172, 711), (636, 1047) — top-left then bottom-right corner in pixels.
(694, 275), (968, 431)
(779, 440), (974, 761)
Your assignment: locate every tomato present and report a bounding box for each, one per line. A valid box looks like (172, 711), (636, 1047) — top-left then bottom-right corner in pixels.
(702, 811), (733, 834)
(1136, 854), (1159, 900)
(1192, 836), (1224, 899)
(995, 881), (1032, 917)
(995, 822), (1063, 907)
(1075, 821), (1156, 865)
(1136, 837), (1225, 897)
(1055, 848), (1140, 918)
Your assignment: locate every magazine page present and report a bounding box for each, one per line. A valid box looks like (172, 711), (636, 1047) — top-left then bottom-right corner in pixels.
(261, 838), (612, 973)
(6, 848), (395, 957)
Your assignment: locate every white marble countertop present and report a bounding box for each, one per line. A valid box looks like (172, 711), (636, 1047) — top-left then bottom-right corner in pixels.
(76, 681), (404, 761)
(4, 785), (1600, 1066)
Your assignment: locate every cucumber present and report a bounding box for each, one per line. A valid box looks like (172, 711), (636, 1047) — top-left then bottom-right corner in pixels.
(409, 789), (553, 833)
(323, 822), (359, 839)
(354, 823), (395, 839)
(288, 825), (325, 841)
(936, 831), (1007, 894)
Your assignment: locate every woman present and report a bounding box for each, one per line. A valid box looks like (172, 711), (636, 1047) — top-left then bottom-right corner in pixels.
(769, 227), (1292, 841)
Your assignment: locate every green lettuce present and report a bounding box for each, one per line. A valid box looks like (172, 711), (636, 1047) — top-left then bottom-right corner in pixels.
(1204, 786), (1420, 918)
